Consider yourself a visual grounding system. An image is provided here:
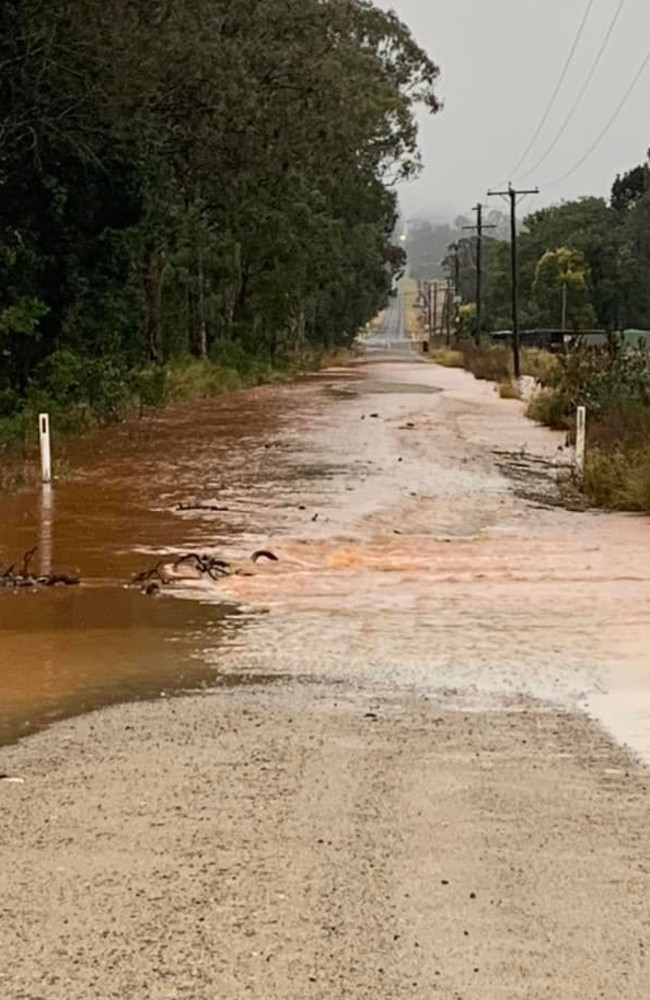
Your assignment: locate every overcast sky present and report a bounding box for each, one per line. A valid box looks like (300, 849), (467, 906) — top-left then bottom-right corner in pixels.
(381, 0), (650, 221)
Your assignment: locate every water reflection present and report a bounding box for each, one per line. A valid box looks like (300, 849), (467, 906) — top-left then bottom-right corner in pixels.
(0, 383), (306, 745)
(0, 586), (238, 745)
(39, 483), (53, 578)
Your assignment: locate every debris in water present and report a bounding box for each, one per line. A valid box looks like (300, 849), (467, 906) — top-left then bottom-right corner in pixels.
(251, 550), (279, 564)
(0, 547), (80, 590)
(175, 502), (229, 512)
(132, 547), (279, 593)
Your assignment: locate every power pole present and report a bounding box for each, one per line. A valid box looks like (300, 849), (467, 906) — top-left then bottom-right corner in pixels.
(433, 282), (439, 337)
(446, 279), (453, 346)
(463, 204), (496, 346)
(487, 184), (539, 378)
(448, 242), (461, 297)
(447, 243), (461, 339)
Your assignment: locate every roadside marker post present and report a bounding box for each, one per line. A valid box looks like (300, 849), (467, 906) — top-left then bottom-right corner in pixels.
(39, 413), (52, 484)
(575, 406), (586, 479)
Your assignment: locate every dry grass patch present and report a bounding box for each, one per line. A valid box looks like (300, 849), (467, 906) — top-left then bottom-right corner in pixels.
(430, 348), (465, 368)
(498, 380), (522, 400)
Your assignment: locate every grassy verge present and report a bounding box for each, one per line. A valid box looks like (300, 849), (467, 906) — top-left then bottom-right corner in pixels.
(430, 343), (560, 385)
(523, 344), (650, 512)
(0, 347), (352, 493)
(429, 340), (650, 513)
(404, 277), (424, 341)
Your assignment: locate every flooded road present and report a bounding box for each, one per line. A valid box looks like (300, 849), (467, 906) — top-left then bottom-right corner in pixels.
(3, 306), (650, 998)
(0, 379), (331, 742)
(2, 318), (650, 755)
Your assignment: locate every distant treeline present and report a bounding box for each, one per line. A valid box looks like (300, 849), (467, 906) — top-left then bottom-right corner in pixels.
(0, 0), (440, 421)
(408, 161), (650, 335)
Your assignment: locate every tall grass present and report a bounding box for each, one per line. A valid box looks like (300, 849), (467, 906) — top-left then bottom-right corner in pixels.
(404, 278), (424, 339)
(430, 342), (560, 386)
(526, 343), (650, 511)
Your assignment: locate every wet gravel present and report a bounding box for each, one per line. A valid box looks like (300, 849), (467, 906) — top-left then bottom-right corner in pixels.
(2, 334), (650, 997)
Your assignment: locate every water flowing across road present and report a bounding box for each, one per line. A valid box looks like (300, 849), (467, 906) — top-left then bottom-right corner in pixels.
(1, 305), (650, 759)
(4, 300), (650, 999)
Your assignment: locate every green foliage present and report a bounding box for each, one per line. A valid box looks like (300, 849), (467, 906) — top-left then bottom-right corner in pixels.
(519, 348), (560, 385)
(0, 0), (441, 427)
(525, 339), (650, 510)
(481, 161), (650, 336)
(532, 247), (596, 331)
(525, 389), (571, 430)
(554, 341), (650, 420)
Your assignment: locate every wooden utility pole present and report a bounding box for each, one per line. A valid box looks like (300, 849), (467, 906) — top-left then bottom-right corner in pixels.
(433, 282), (439, 338)
(487, 184), (539, 378)
(448, 242), (461, 298)
(446, 243), (461, 339)
(463, 204), (496, 346)
(446, 279), (453, 346)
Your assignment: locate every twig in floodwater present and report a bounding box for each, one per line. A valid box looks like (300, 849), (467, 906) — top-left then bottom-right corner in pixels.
(0, 547), (81, 589)
(131, 561), (169, 586)
(175, 503), (230, 513)
(134, 548), (280, 595)
(251, 550), (279, 564)
(20, 546), (37, 578)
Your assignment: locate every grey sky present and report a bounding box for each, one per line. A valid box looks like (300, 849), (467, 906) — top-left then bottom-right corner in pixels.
(382, 0), (650, 220)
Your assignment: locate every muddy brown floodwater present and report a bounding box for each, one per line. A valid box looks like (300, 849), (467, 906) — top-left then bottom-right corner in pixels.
(0, 379), (325, 743)
(3, 334), (650, 998)
(2, 352), (650, 751)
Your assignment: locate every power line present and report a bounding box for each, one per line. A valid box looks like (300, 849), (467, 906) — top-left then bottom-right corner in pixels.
(505, 0), (597, 181)
(544, 40), (650, 189)
(518, 0), (629, 181)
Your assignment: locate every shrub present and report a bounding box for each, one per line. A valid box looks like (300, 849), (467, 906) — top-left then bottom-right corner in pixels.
(526, 389), (572, 430)
(498, 379), (521, 400)
(464, 345), (511, 382)
(165, 359), (244, 400)
(430, 348), (465, 368)
(520, 348), (560, 386)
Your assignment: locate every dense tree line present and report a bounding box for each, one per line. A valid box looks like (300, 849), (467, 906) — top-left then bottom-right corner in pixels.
(0, 0), (440, 419)
(483, 162), (650, 333)
(409, 159), (650, 337)
(479, 169), (649, 334)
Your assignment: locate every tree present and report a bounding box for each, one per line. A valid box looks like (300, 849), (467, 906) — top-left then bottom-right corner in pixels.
(0, 0), (441, 413)
(533, 247), (596, 331)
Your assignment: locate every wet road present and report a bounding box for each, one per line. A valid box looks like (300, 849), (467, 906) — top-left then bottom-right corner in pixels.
(2, 297), (650, 997)
(3, 311), (649, 755)
(365, 286), (409, 351)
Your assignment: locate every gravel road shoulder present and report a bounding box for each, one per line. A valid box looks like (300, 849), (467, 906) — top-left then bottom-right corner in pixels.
(1, 683), (650, 999)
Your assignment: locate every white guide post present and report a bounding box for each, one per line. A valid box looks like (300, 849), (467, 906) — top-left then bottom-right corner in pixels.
(39, 413), (52, 484)
(575, 406), (586, 479)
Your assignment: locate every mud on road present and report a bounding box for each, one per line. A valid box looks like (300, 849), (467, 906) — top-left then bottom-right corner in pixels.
(2, 350), (650, 997)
